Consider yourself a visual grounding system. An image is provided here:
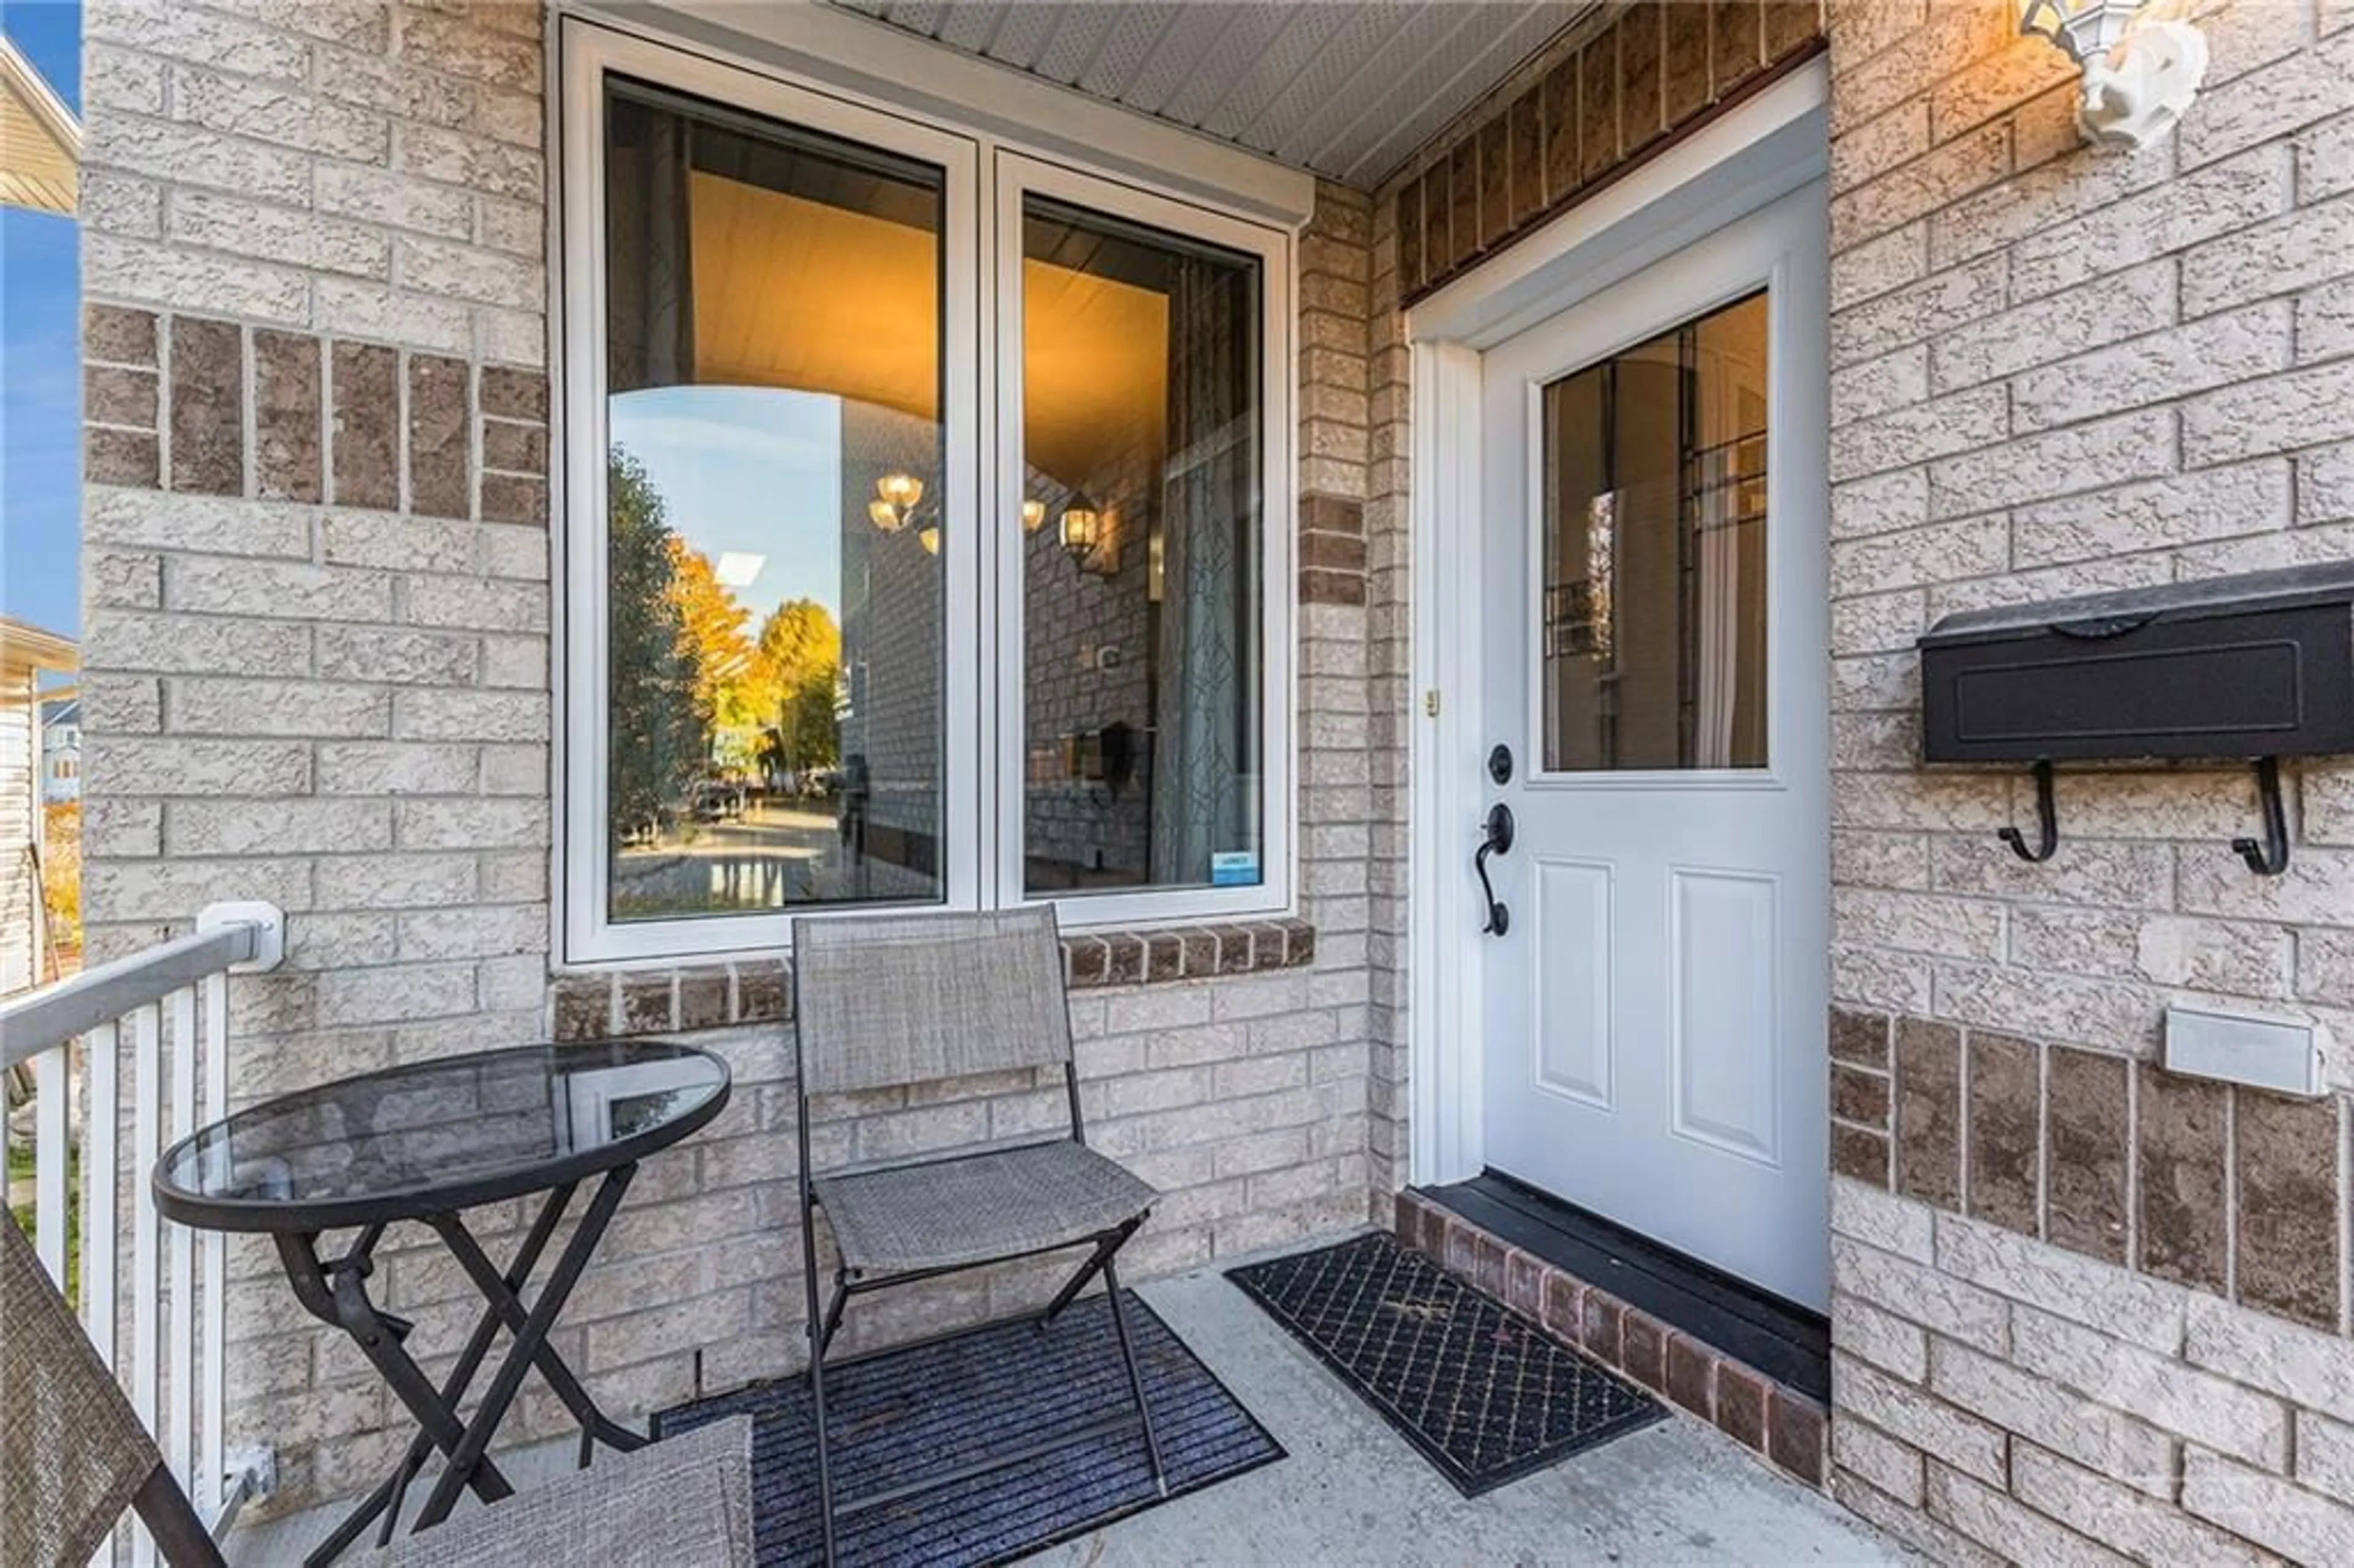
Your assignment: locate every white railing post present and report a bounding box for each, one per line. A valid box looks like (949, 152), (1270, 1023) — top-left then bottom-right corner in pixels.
(0, 900), (284, 1558)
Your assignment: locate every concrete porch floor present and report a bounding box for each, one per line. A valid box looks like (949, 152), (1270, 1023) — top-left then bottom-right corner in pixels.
(232, 1236), (1905, 1566)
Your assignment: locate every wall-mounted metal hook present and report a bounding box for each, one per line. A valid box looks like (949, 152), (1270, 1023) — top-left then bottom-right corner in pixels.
(2000, 758), (2060, 863)
(2232, 756), (2290, 876)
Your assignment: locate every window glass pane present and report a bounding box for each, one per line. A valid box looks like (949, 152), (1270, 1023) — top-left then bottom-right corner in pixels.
(1018, 196), (1263, 894)
(1542, 290), (1769, 772)
(603, 80), (946, 921)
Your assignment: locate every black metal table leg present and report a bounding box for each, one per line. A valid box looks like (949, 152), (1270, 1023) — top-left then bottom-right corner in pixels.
(429, 1198), (646, 1456)
(413, 1165), (637, 1528)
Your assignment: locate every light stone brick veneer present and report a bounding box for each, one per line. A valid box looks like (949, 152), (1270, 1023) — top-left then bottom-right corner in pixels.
(77, 0), (2354, 1557)
(76, 1), (1381, 1512)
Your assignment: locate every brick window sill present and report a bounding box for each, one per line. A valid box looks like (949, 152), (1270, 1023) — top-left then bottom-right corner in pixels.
(549, 916), (1317, 1041)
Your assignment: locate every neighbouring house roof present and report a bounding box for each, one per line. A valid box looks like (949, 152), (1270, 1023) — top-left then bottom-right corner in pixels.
(0, 616), (76, 679)
(0, 32), (79, 216)
(826, 0), (1598, 188)
(39, 696), (78, 731)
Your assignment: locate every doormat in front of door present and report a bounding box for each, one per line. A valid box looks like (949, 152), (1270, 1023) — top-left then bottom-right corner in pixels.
(1227, 1231), (1664, 1496)
(653, 1292), (1282, 1566)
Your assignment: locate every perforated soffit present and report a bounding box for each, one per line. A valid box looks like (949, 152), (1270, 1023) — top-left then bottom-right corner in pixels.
(825, 1), (1600, 189)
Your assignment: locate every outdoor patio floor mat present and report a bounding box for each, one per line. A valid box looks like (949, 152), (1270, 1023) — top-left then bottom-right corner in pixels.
(1227, 1231), (1664, 1497)
(653, 1292), (1283, 1566)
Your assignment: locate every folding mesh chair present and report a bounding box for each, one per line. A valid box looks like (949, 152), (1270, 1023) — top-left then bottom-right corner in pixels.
(1, 1210), (756, 1568)
(791, 907), (1167, 1566)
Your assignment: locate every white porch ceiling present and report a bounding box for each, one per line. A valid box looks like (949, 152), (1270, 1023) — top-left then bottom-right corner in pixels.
(823, 2), (1598, 189)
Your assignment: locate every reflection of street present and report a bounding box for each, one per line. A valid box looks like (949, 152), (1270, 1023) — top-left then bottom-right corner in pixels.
(612, 797), (931, 915)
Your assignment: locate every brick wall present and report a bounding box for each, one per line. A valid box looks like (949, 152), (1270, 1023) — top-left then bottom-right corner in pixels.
(77, 2), (1387, 1510)
(1821, 0), (2354, 1559)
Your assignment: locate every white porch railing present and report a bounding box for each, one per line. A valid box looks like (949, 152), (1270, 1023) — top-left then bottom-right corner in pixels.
(0, 901), (286, 1559)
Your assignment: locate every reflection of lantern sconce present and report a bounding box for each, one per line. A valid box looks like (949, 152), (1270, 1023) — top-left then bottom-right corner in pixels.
(868, 472), (942, 558)
(2019, 0), (2208, 148)
(1021, 498), (1047, 535)
(868, 472), (923, 532)
(1061, 494), (1116, 578)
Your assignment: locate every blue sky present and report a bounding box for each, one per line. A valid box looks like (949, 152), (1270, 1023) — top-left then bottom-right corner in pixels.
(612, 385), (847, 620)
(2, 1), (80, 639)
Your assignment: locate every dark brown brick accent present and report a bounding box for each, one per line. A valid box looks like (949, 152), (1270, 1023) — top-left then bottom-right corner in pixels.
(737, 961), (790, 1024)
(1621, 1310), (1667, 1391)
(86, 363), (158, 428)
(1830, 1005), (1891, 1068)
(1619, 3), (1667, 155)
(1767, 1393), (1827, 1488)
(549, 920), (1320, 1040)
(1663, 2), (1713, 124)
(480, 365), (548, 422)
(479, 473), (547, 527)
(1666, 1331), (1716, 1418)
(2046, 1045), (2130, 1265)
(1477, 115), (1510, 251)
(2138, 1068), (2230, 1295)
(481, 417), (547, 476)
(1542, 54), (1580, 209)
(1717, 1361), (1770, 1451)
(333, 341), (401, 511)
(85, 303), (158, 366)
(1507, 86), (1544, 228)
(1446, 139), (1479, 270)
(1851, 1007), (2353, 1339)
(169, 316), (243, 495)
(1396, 1192), (1824, 1490)
(86, 427), (159, 489)
(1894, 1017), (1962, 1210)
(1832, 1063), (1889, 1126)
(1966, 1030), (2040, 1236)
(1397, 0), (1824, 304)
(1832, 1122), (1890, 1186)
(2235, 1089), (2340, 1330)
(408, 354), (473, 520)
(549, 975), (613, 1043)
(1300, 492), (1367, 604)
(1713, 0), (1767, 95)
(253, 330), (324, 503)
(677, 967), (731, 1032)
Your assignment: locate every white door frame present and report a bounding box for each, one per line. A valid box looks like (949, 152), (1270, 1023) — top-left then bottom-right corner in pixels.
(1407, 61), (1832, 1187)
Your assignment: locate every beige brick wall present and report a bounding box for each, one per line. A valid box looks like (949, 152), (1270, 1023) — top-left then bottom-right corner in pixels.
(1821, 0), (2354, 1559)
(77, 1), (1386, 1511)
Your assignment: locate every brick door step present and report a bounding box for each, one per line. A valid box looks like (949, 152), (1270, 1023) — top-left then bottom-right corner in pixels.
(1394, 1189), (1829, 1490)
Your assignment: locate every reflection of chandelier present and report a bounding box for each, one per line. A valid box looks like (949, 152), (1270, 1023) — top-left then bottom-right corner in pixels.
(1060, 493), (1114, 577)
(1021, 499), (1046, 533)
(867, 472), (923, 532)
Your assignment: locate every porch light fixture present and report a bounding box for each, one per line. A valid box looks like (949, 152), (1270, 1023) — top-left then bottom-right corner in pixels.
(919, 523), (941, 556)
(1021, 498), (1047, 534)
(2019, 0), (2208, 148)
(1060, 495), (1113, 577)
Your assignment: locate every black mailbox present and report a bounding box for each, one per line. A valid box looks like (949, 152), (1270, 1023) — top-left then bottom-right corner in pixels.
(1917, 563), (2354, 876)
(1919, 563), (2354, 764)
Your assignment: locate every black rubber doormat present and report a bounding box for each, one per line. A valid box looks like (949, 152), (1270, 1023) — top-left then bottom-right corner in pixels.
(1227, 1231), (1664, 1497)
(653, 1293), (1282, 1566)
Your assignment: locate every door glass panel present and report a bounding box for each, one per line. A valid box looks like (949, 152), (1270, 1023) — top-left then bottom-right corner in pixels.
(1017, 196), (1264, 894)
(602, 79), (947, 921)
(1541, 291), (1769, 772)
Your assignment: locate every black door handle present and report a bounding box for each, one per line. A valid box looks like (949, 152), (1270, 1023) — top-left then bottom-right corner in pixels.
(1474, 802), (1514, 935)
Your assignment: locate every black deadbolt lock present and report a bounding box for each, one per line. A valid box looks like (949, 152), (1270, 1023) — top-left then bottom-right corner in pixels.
(1487, 744), (1514, 785)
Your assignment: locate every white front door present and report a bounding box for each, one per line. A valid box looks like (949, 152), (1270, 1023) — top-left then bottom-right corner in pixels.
(1474, 183), (1830, 1310)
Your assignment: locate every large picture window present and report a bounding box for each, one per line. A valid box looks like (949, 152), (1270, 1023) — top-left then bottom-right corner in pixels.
(560, 29), (1292, 962)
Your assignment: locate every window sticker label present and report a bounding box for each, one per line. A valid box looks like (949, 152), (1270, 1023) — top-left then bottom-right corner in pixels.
(1211, 851), (1259, 887)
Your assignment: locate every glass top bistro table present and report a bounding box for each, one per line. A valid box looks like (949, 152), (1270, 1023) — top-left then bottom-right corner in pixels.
(152, 1040), (730, 1565)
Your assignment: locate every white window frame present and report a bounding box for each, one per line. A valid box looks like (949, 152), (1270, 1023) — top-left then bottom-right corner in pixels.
(991, 151), (1297, 932)
(555, 18), (1296, 965)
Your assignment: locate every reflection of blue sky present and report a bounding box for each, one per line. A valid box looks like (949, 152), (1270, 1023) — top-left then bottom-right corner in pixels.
(611, 386), (843, 619)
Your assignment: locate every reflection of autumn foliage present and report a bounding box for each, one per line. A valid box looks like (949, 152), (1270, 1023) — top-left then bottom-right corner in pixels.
(39, 802), (79, 972)
(665, 536), (761, 732)
(609, 451), (707, 833)
(755, 599), (842, 783)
